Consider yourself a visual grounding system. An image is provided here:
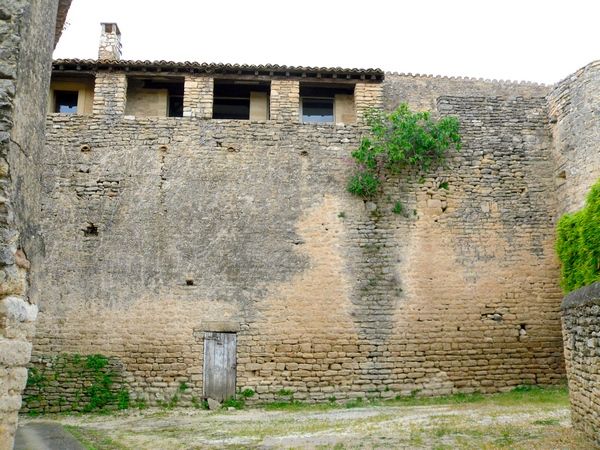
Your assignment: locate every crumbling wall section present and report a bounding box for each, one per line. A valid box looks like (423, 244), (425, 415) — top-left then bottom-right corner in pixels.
(0, 0), (60, 447)
(561, 282), (600, 446)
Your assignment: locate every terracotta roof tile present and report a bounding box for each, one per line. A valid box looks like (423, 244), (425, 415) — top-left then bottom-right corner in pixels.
(52, 59), (384, 80)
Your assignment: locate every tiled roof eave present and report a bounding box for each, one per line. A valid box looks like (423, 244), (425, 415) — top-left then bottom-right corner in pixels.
(52, 59), (385, 81)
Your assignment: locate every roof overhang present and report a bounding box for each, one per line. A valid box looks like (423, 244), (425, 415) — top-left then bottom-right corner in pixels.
(52, 59), (385, 81)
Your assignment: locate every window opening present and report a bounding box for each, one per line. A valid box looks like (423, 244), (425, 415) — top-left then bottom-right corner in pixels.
(300, 84), (355, 124)
(125, 77), (184, 117)
(213, 80), (270, 120)
(54, 90), (78, 114)
(302, 98), (334, 123)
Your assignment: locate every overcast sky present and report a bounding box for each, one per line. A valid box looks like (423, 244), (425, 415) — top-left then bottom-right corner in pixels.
(54, 0), (599, 84)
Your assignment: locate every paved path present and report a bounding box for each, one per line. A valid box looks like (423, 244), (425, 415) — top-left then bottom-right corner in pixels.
(14, 422), (84, 450)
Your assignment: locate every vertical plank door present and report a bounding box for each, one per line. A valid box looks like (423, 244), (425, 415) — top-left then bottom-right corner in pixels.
(203, 332), (237, 401)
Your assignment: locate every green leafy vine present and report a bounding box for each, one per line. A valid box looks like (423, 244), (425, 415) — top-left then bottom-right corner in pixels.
(348, 103), (461, 198)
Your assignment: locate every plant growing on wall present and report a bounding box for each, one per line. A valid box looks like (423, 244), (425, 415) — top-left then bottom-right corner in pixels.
(23, 353), (129, 414)
(556, 178), (600, 293)
(348, 103), (461, 198)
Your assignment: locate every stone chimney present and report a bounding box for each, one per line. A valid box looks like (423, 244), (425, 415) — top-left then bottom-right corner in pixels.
(98, 22), (122, 60)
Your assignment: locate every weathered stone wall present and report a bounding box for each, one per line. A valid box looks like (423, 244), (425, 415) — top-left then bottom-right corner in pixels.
(21, 353), (127, 414)
(383, 73), (549, 112)
(26, 72), (566, 407)
(270, 80), (300, 122)
(92, 72), (127, 116)
(561, 282), (600, 446)
(0, 0), (62, 447)
(549, 62), (600, 447)
(183, 76), (212, 119)
(548, 61), (600, 215)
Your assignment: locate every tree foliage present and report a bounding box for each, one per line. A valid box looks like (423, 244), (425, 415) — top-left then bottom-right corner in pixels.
(556, 178), (600, 293)
(348, 103), (461, 198)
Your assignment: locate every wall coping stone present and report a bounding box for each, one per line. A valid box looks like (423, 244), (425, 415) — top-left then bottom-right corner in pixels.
(561, 281), (600, 310)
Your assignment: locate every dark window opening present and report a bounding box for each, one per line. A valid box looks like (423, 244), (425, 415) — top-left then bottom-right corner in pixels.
(300, 83), (354, 124)
(213, 80), (270, 120)
(302, 99), (334, 123)
(55, 90), (78, 114)
(168, 94), (184, 117)
(214, 98), (250, 120)
(186, 279), (194, 286)
(126, 77), (185, 117)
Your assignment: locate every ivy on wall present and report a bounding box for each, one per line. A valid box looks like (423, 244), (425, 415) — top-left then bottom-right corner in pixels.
(556, 178), (600, 293)
(24, 353), (129, 414)
(348, 103), (461, 198)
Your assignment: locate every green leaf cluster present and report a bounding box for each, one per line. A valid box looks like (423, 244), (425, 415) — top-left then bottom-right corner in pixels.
(24, 353), (130, 414)
(556, 178), (600, 293)
(348, 103), (461, 198)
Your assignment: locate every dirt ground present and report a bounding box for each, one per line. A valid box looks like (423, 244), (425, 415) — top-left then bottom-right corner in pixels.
(19, 389), (590, 450)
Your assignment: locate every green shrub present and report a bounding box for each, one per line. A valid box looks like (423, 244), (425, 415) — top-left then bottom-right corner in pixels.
(348, 104), (461, 199)
(347, 171), (380, 198)
(556, 178), (600, 293)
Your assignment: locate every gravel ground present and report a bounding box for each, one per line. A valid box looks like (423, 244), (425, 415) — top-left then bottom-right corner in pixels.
(18, 399), (589, 449)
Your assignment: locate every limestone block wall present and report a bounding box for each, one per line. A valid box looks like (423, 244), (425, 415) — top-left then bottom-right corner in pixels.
(25, 76), (565, 407)
(92, 72), (127, 115)
(20, 354), (126, 414)
(354, 82), (384, 121)
(548, 61), (600, 214)
(0, 0), (62, 447)
(383, 73), (549, 112)
(549, 62), (600, 447)
(561, 282), (600, 446)
(183, 76), (212, 119)
(270, 80), (300, 122)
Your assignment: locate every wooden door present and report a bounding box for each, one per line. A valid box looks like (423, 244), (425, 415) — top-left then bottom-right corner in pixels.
(203, 332), (237, 401)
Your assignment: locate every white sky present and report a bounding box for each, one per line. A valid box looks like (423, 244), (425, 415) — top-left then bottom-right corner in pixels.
(54, 0), (600, 84)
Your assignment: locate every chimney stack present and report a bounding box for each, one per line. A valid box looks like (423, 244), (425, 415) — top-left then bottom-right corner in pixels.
(98, 23), (122, 60)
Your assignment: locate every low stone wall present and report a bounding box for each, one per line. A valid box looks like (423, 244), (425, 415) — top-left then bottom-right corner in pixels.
(21, 353), (128, 414)
(561, 281), (600, 446)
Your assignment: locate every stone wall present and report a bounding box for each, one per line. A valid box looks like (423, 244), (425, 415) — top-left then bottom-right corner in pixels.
(561, 282), (600, 446)
(383, 73), (549, 112)
(270, 80), (300, 122)
(0, 0), (63, 447)
(183, 76), (212, 119)
(548, 61), (600, 215)
(25, 72), (566, 407)
(549, 62), (600, 446)
(92, 72), (127, 116)
(21, 353), (127, 414)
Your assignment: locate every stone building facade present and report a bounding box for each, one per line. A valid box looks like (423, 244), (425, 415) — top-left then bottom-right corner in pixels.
(22, 24), (600, 421)
(0, 0), (71, 448)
